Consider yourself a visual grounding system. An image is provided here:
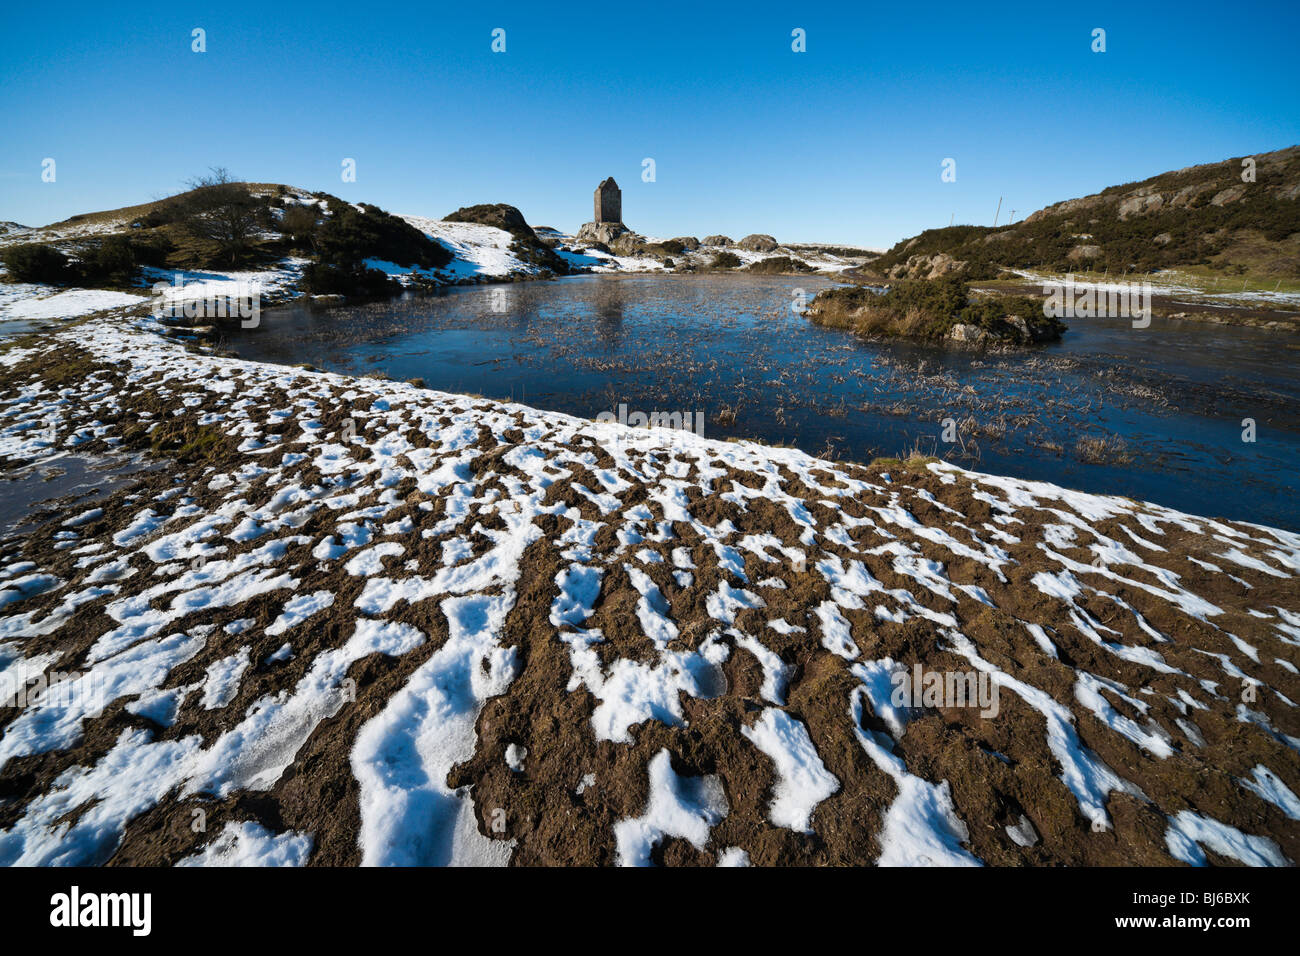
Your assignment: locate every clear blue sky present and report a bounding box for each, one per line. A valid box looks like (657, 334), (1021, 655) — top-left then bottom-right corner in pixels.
(1, 0), (1296, 249)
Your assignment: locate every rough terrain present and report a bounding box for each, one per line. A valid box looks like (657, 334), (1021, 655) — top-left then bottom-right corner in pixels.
(0, 315), (1297, 867)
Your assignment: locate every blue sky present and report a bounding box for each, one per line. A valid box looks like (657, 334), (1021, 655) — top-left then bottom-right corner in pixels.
(1, 0), (1297, 248)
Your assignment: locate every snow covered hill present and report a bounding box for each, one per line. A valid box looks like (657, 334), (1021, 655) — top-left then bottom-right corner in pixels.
(0, 312), (1296, 866)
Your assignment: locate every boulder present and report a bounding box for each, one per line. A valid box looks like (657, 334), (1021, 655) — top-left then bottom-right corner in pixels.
(737, 233), (778, 252)
(702, 235), (732, 246)
(888, 252), (966, 279)
(1117, 192), (1164, 219)
(1168, 183), (1214, 208)
(610, 232), (647, 256)
(1024, 195), (1104, 223)
(948, 323), (988, 344)
(924, 253), (963, 278)
(1210, 185), (1247, 206)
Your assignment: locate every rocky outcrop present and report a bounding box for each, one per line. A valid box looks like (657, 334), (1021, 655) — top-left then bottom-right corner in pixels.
(1117, 191), (1164, 220)
(444, 203), (573, 274)
(1168, 183), (1216, 208)
(576, 221), (630, 246)
(609, 232), (648, 256)
(947, 313), (1054, 347)
(737, 234), (778, 252)
(702, 234), (732, 246)
(947, 323), (988, 344)
(444, 203), (535, 238)
(1024, 195), (1104, 224)
(1210, 185), (1247, 206)
(888, 252), (966, 280)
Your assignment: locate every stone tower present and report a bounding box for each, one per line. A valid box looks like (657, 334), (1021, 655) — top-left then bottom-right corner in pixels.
(594, 177), (621, 224)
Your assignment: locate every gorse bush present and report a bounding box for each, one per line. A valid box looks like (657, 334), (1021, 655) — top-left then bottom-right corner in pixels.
(1, 243), (70, 283)
(300, 262), (400, 298)
(808, 278), (1065, 344)
(315, 203), (452, 270)
(79, 235), (172, 285)
(744, 256), (813, 274)
(2, 235), (174, 287)
(278, 204), (320, 247)
(76, 236), (138, 285)
(650, 239), (687, 256)
(880, 276), (968, 316)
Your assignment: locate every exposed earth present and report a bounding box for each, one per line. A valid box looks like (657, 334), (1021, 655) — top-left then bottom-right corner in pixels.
(0, 312), (1297, 866)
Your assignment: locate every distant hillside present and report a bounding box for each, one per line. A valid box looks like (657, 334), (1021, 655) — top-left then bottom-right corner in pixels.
(871, 146), (1300, 281)
(0, 180), (479, 296)
(0, 181), (875, 294)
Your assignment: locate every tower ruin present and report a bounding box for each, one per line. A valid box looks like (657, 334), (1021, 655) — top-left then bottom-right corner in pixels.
(594, 177), (622, 224)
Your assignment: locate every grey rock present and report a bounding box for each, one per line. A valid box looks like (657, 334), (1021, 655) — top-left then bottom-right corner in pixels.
(575, 221), (630, 245)
(1117, 192), (1164, 219)
(737, 233), (778, 252)
(948, 323), (988, 344)
(1210, 185), (1247, 206)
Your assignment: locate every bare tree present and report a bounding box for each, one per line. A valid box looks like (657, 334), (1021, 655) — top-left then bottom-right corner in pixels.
(180, 167), (260, 266)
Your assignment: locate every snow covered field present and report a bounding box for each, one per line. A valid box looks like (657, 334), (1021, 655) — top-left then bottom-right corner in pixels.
(0, 282), (145, 323)
(0, 307), (1297, 867)
(1012, 268), (1300, 309)
(140, 261), (309, 308)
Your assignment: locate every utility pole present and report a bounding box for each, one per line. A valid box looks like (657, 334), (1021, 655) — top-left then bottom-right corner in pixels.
(949, 213), (954, 227)
(993, 196), (1002, 227)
